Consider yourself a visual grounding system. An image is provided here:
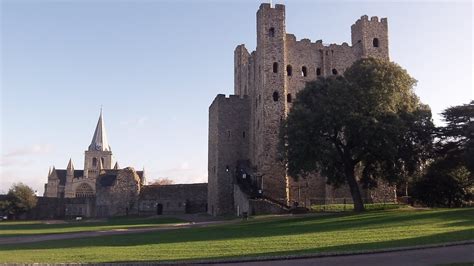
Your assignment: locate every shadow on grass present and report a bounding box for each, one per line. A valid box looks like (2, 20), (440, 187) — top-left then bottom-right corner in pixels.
(0, 217), (185, 238)
(0, 208), (472, 252)
(102, 229), (474, 263)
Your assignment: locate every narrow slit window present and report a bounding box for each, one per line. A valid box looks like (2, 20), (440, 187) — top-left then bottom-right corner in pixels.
(273, 62), (278, 73)
(269, 27), (275, 37)
(316, 68), (321, 76)
(287, 93), (292, 103)
(373, 38), (379, 47)
(286, 65), (292, 76)
(301, 66), (307, 77)
(273, 91), (279, 102)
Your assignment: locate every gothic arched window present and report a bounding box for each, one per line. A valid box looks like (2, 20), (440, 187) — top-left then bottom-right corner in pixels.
(75, 183), (94, 198)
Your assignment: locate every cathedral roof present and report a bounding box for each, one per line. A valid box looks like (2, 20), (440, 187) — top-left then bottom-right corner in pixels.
(53, 170), (84, 185)
(88, 110), (111, 152)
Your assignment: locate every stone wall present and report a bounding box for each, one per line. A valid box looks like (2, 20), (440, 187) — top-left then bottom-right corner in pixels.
(95, 167), (141, 217)
(209, 3), (392, 214)
(140, 183), (207, 215)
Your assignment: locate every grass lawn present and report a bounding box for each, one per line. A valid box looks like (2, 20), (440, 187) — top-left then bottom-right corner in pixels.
(0, 216), (185, 238)
(0, 208), (473, 263)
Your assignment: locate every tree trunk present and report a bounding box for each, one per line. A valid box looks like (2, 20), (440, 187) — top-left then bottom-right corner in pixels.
(345, 165), (365, 212)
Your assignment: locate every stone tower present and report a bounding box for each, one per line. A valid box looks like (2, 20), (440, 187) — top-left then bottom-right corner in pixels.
(209, 3), (393, 216)
(84, 110), (114, 179)
(253, 4), (289, 203)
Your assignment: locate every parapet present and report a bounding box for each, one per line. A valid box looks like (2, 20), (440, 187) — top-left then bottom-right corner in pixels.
(352, 14), (388, 28)
(258, 3), (285, 12)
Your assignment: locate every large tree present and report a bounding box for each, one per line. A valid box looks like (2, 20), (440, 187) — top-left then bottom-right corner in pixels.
(413, 101), (473, 206)
(5, 183), (38, 218)
(281, 58), (434, 212)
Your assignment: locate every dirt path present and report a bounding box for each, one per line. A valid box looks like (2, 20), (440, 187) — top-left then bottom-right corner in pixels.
(0, 220), (231, 245)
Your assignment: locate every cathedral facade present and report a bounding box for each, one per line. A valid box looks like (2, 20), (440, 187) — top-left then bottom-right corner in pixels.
(43, 111), (146, 199)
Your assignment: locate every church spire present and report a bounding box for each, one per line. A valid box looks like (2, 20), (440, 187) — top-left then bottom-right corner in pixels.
(88, 108), (111, 151)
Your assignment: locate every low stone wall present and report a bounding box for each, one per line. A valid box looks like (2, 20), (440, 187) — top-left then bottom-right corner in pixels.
(139, 183), (207, 215)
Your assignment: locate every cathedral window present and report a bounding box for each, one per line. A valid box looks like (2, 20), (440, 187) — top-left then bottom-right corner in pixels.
(92, 158), (97, 167)
(273, 62), (278, 73)
(269, 27), (275, 37)
(332, 68), (338, 75)
(301, 66), (307, 77)
(75, 183), (94, 198)
(273, 91), (279, 102)
(373, 38), (379, 47)
(316, 68), (321, 76)
(286, 65), (292, 76)
(287, 93), (292, 103)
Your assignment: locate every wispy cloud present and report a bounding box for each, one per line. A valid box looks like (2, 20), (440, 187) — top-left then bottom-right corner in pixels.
(120, 116), (149, 127)
(4, 144), (53, 158)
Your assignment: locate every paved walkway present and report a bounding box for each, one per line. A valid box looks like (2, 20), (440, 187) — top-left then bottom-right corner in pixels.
(215, 244), (474, 266)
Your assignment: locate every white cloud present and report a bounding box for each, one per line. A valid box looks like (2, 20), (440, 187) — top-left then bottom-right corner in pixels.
(4, 144), (53, 158)
(120, 116), (149, 127)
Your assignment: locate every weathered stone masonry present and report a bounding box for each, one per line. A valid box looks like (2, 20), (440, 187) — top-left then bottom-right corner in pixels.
(209, 3), (394, 216)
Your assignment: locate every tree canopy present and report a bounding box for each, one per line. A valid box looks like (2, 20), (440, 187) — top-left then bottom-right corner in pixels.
(413, 101), (473, 206)
(281, 58), (434, 211)
(1, 183), (37, 219)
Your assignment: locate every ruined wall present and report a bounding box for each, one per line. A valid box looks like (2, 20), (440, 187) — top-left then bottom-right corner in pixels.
(140, 183), (207, 215)
(208, 94), (250, 216)
(95, 167), (141, 217)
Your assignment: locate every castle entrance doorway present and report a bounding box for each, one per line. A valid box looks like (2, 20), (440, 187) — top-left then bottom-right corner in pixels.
(156, 203), (163, 215)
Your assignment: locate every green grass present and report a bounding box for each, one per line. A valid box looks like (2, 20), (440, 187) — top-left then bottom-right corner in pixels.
(0, 208), (473, 263)
(311, 203), (403, 212)
(0, 216), (185, 238)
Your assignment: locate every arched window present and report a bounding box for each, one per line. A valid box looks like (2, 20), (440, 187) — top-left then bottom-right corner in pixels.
(269, 27), (275, 37)
(286, 65), (292, 76)
(273, 91), (279, 102)
(273, 62), (278, 73)
(373, 38), (379, 47)
(332, 68), (338, 75)
(75, 183), (94, 198)
(92, 158), (97, 167)
(316, 68), (321, 76)
(301, 66), (307, 77)
(287, 93), (292, 103)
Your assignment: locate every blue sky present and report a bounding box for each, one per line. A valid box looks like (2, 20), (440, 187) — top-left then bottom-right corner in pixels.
(1, 0), (472, 194)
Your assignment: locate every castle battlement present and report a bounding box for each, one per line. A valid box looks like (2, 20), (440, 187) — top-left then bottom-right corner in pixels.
(209, 3), (392, 216)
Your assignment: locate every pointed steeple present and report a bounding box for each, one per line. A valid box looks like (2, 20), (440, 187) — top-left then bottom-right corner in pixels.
(67, 158), (74, 170)
(113, 162), (119, 170)
(48, 166), (51, 177)
(88, 108), (111, 151)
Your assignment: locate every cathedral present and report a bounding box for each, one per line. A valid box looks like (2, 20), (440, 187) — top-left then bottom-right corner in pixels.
(40, 111), (207, 218)
(43, 110), (146, 199)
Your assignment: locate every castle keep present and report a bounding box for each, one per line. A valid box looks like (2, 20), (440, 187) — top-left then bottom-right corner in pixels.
(208, 3), (394, 216)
